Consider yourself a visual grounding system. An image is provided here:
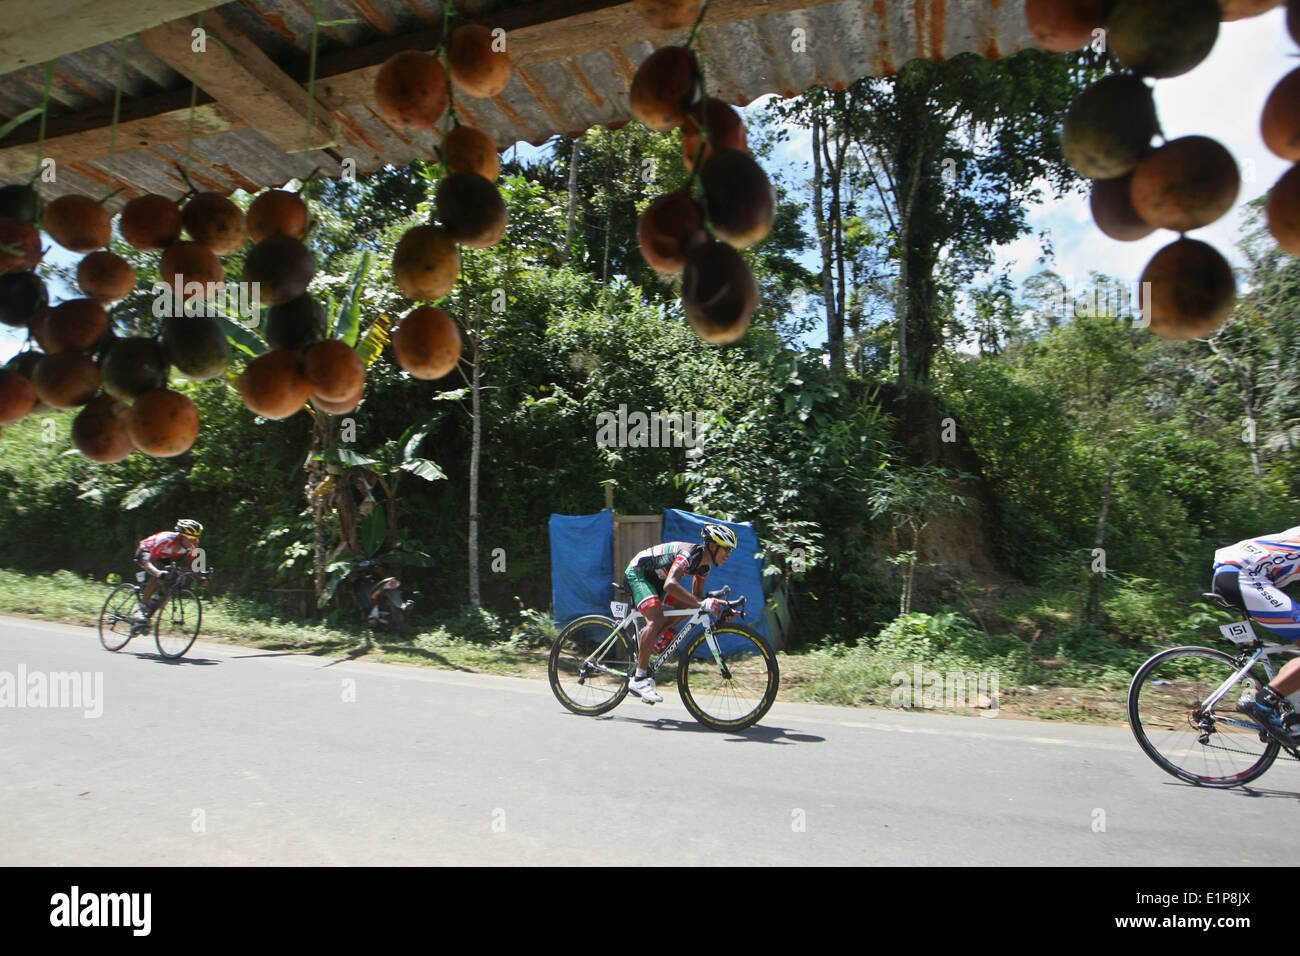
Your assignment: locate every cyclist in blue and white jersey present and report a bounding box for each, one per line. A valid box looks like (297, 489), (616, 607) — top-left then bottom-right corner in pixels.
(1213, 527), (1300, 743)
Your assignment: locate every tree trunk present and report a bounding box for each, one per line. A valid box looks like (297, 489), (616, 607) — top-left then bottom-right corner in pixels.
(564, 135), (581, 264)
(468, 323), (482, 608)
(1085, 460), (1114, 627)
(811, 114), (838, 368)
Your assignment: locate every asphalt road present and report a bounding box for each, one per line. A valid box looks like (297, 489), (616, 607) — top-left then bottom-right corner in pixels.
(1, 614), (1295, 866)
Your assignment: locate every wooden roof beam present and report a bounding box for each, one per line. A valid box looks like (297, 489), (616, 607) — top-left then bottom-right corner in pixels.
(136, 9), (338, 158)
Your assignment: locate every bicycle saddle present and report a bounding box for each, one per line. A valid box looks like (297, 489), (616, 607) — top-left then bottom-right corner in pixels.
(1201, 591), (1245, 613)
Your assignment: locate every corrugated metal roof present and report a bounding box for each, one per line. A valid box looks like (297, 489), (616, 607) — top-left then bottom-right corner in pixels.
(0, 0), (1039, 206)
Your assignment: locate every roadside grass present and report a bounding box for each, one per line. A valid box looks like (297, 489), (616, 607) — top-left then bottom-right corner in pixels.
(1, 568), (1146, 724)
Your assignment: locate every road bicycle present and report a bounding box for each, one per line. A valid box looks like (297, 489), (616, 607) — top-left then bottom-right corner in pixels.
(1128, 590), (1300, 787)
(547, 584), (779, 732)
(98, 564), (211, 660)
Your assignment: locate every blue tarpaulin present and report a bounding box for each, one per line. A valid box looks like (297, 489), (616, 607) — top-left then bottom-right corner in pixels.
(548, 510), (614, 625)
(661, 509), (769, 643)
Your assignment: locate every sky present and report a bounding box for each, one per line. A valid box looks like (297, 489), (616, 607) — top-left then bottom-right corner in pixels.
(4, 8), (1294, 363)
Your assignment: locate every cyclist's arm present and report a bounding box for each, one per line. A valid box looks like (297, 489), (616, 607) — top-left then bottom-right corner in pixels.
(138, 550), (163, 578)
(663, 563), (701, 607)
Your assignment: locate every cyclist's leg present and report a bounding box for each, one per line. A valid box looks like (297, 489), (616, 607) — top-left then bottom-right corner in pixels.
(137, 550), (161, 606)
(626, 569), (668, 674)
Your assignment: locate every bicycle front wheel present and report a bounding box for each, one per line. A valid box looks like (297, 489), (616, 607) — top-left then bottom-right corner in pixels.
(155, 589), (201, 659)
(99, 584), (140, 651)
(678, 625), (779, 732)
(548, 615), (634, 716)
(1128, 645), (1279, 788)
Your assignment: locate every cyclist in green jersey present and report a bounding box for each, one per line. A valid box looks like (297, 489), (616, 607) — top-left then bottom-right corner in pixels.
(623, 523), (739, 703)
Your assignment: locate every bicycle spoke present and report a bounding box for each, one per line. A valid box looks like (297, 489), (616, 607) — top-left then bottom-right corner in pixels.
(679, 627), (778, 731)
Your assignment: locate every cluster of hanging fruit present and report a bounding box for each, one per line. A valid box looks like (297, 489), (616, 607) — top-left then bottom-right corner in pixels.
(629, 0), (773, 345)
(0, 175), (373, 461)
(1263, 4), (1300, 257)
(374, 21), (512, 382)
(1033, 0), (1288, 340)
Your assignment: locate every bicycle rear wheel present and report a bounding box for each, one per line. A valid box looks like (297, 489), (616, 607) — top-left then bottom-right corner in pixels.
(548, 615), (635, 716)
(1128, 645), (1279, 788)
(678, 625), (779, 732)
(99, 584), (140, 651)
(155, 589), (201, 659)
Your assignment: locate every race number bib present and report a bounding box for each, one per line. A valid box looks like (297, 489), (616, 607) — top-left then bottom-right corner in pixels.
(610, 601), (629, 619)
(1220, 620), (1257, 645)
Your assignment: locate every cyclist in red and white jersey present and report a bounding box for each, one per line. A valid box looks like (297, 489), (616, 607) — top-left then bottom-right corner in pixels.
(1213, 526), (1300, 742)
(623, 523), (738, 703)
(130, 519), (202, 623)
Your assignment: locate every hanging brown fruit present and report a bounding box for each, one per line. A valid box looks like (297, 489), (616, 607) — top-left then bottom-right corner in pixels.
(164, 314), (231, 381)
(701, 149), (775, 249)
(44, 299), (108, 354)
(42, 195), (111, 253)
(1106, 0), (1220, 79)
(443, 125), (500, 181)
(0, 368), (37, 424)
(304, 340), (365, 403)
(247, 189), (309, 244)
(159, 241), (225, 305)
(682, 240), (757, 344)
(436, 172), (507, 248)
(32, 351), (101, 408)
(392, 225), (460, 301)
(243, 235), (316, 306)
(1062, 74), (1158, 180)
(0, 217), (43, 273)
(100, 337), (170, 402)
(1290, 0), (1300, 45)
(375, 50), (449, 130)
(0, 271), (47, 326)
(682, 98), (748, 171)
(0, 184), (42, 224)
(1266, 162), (1300, 255)
(630, 47), (700, 131)
(634, 0), (704, 28)
(1025, 0), (1114, 51)
(236, 350), (312, 419)
(265, 293), (327, 351)
(638, 190), (706, 273)
(119, 194), (183, 251)
(1261, 67), (1300, 162)
(1129, 135), (1239, 232)
(127, 388), (199, 457)
(72, 393), (134, 463)
(448, 24), (512, 98)
(1090, 173), (1155, 242)
(393, 306), (462, 380)
(77, 251), (136, 304)
(1141, 237), (1236, 340)
(311, 381), (364, 415)
(5, 350), (51, 414)
(181, 192), (247, 256)
(1219, 0), (1283, 18)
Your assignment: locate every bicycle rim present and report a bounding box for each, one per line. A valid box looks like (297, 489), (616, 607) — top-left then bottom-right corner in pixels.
(678, 626), (779, 731)
(155, 590), (201, 659)
(548, 616), (634, 716)
(99, 584), (139, 652)
(1128, 646), (1279, 788)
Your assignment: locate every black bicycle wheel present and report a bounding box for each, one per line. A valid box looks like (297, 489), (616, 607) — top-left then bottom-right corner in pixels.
(548, 615), (635, 716)
(155, 589), (201, 659)
(678, 624), (779, 732)
(99, 583), (141, 652)
(1128, 645), (1279, 788)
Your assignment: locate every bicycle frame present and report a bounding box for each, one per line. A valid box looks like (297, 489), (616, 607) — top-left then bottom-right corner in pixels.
(582, 599), (735, 681)
(1197, 642), (1298, 735)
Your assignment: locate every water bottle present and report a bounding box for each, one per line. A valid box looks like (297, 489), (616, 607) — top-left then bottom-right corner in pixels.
(653, 627), (676, 653)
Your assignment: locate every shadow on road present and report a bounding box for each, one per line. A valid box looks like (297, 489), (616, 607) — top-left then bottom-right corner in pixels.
(130, 652), (219, 666)
(1158, 780), (1300, 800)
(612, 714), (825, 744)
